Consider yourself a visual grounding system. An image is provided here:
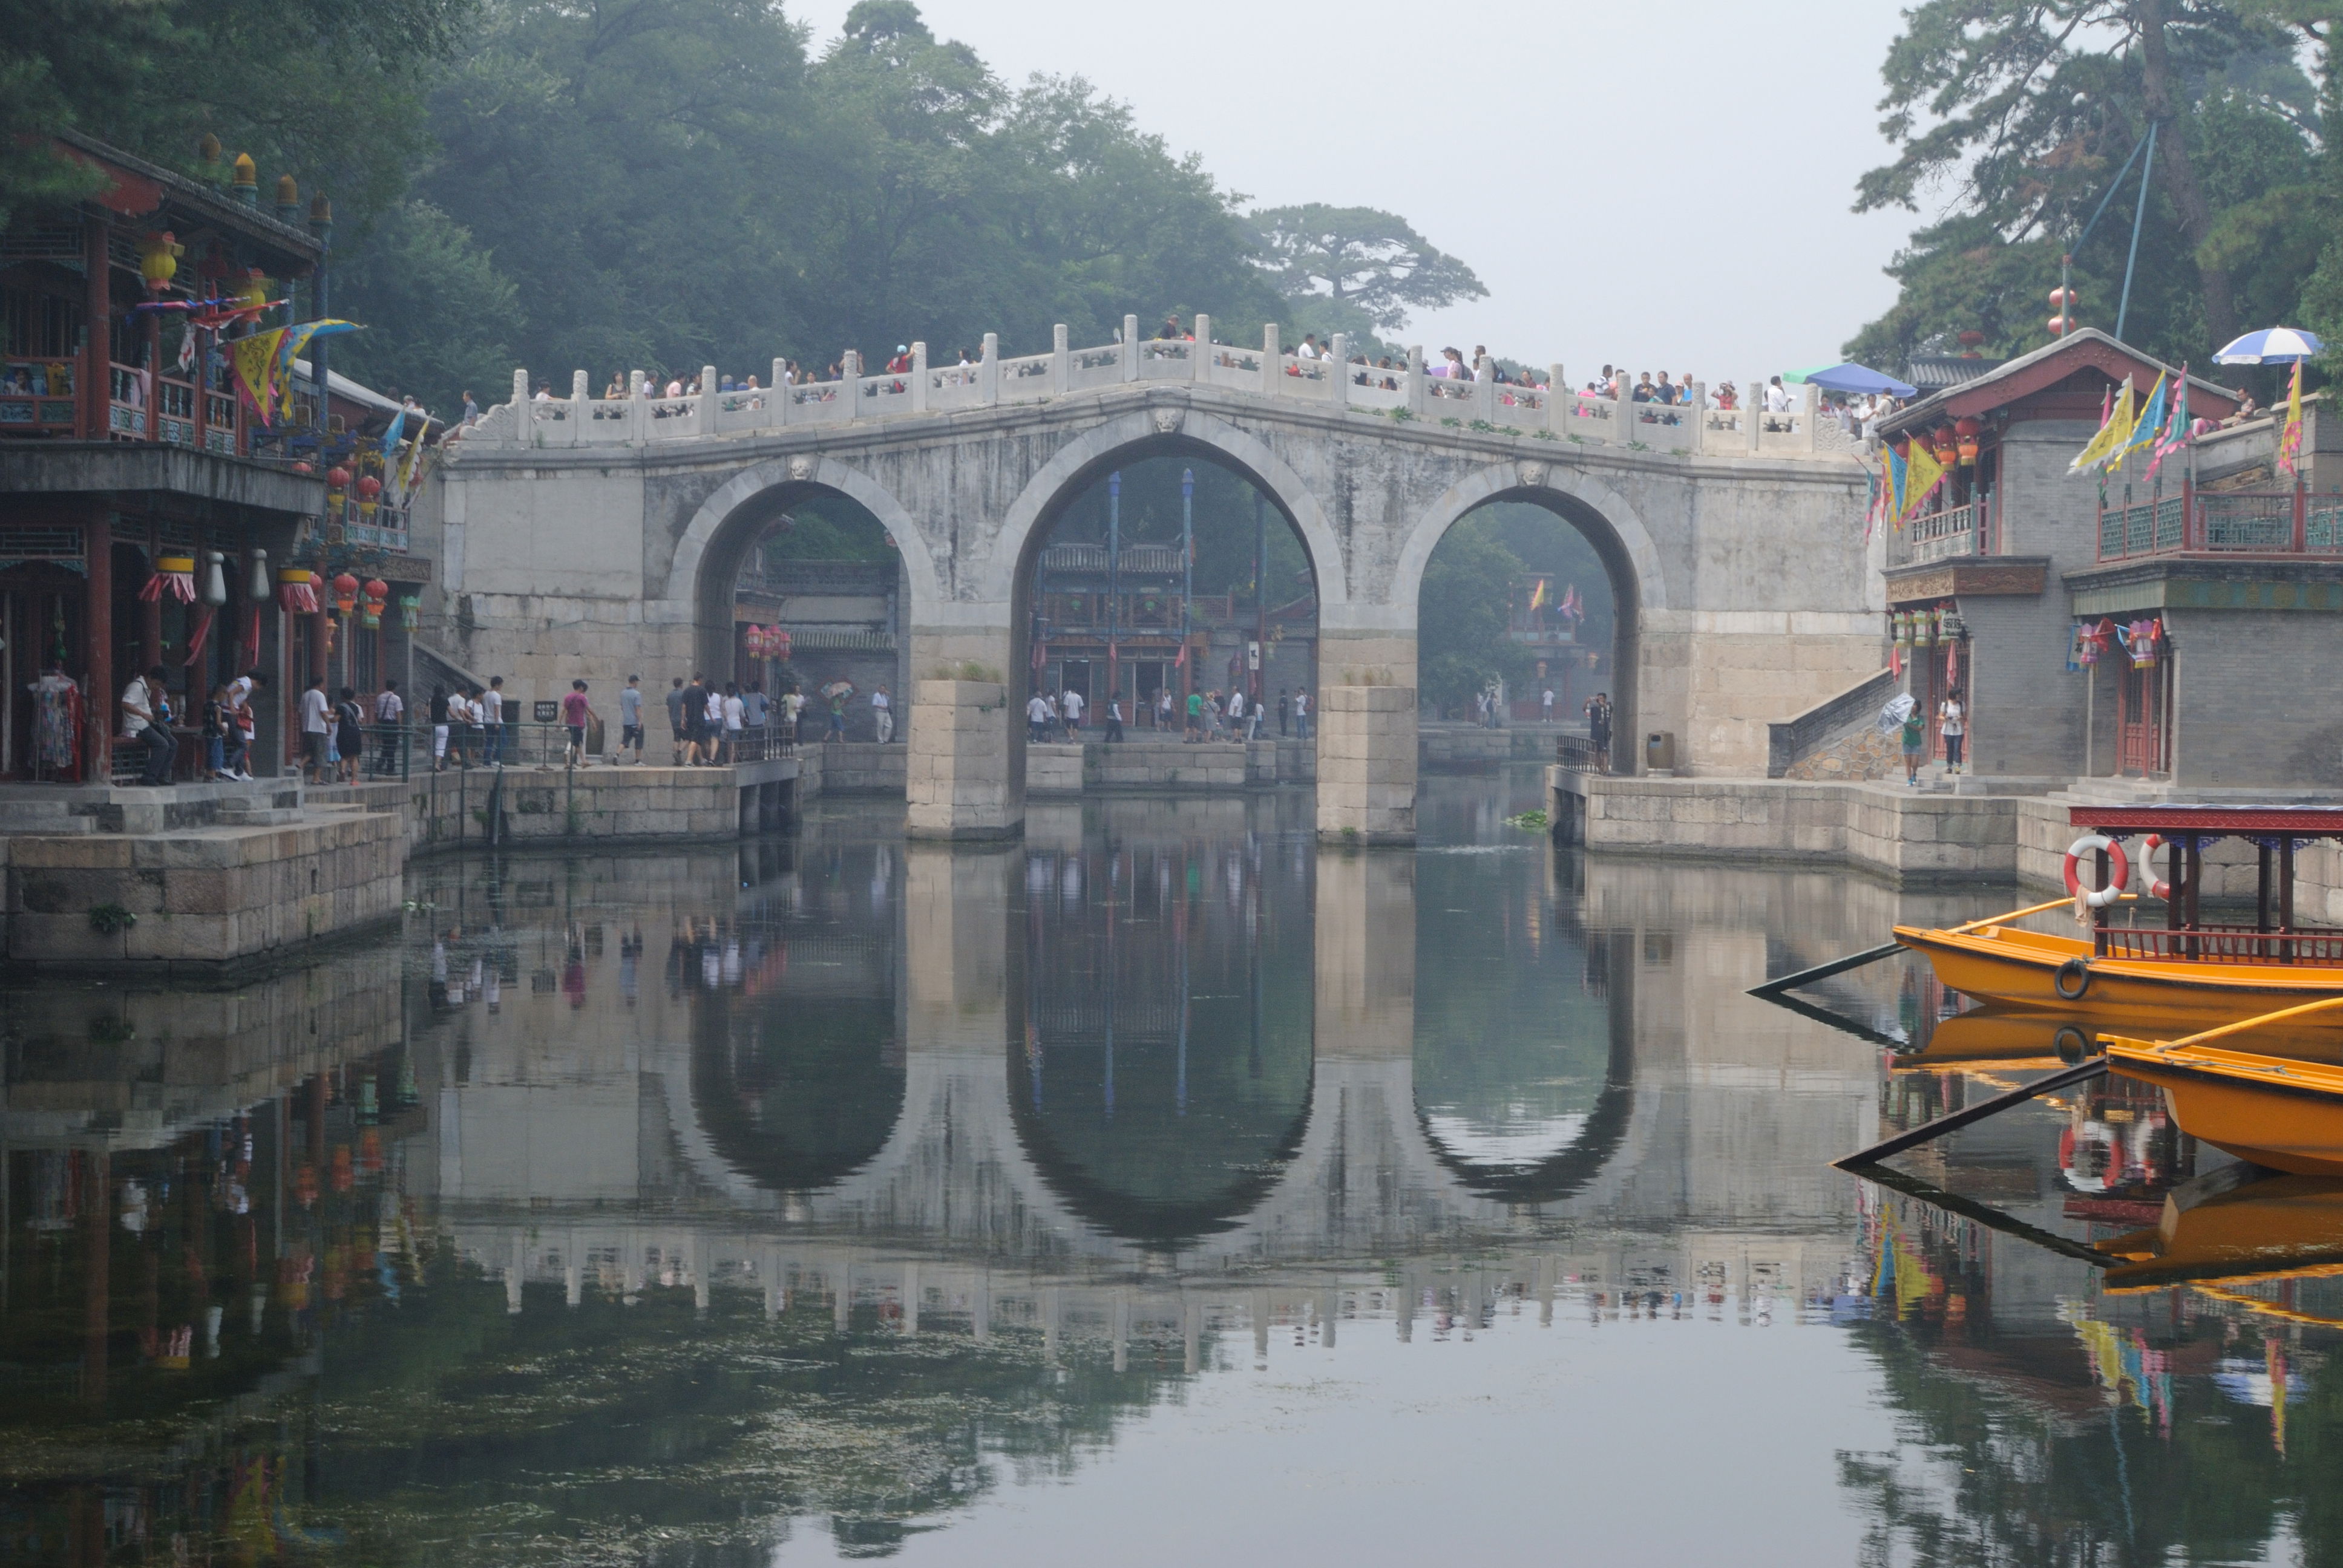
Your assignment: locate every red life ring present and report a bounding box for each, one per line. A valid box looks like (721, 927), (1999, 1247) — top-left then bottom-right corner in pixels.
(2135, 834), (2173, 901)
(2062, 834), (2130, 909)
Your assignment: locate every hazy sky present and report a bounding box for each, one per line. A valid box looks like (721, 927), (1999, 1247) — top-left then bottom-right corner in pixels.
(793, 0), (1928, 385)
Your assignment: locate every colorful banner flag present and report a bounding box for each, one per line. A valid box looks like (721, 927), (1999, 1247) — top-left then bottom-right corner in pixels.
(2281, 361), (2305, 478)
(1528, 577), (1548, 611)
(396, 415), (432, 501)
(1881, 445), (1908, 526)
(2069, 377), (2135, 474)
(2148, 367), (2191, 480)
(1901, 438), (1947, 522)
(379, 404), (405, 463)
(229, 328), (289, 426)
(2114, 371), (2167, 468)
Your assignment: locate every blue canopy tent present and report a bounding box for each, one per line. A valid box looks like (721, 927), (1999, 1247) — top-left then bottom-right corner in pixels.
(1797, 362), (1918, 397)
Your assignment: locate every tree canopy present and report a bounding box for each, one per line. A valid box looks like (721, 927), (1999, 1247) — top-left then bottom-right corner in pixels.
(1248, 203), (1488, 341)
(1846, 0), (2343, 379)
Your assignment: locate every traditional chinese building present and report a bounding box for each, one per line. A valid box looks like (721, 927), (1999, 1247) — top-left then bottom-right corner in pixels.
(0, 131), (430, 782)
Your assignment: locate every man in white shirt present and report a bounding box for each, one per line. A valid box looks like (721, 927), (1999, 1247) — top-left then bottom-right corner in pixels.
(482, 676), (506, 765)
(299, 675), (330, 783)
(1542, 687), (1556, 723)
(618, 676), (644, 763)
(373, 681), (404, 776)
(1060, 686), (1083, 734)
(223, 668), (264, 779)
(784, 687), (805, 741)
(122, 665), (176, 783)
(870, 685), (893, 743)
(1293, 688), (1311, 742)
(1027, 692), (1050, 743)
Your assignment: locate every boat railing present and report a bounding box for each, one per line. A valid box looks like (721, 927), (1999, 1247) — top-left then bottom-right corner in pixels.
(2099, 924), (2343, 965)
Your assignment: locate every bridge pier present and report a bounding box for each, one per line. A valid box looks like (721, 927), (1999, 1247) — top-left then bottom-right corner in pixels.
(905, 678), (1022, 840)
(1315, 685), (1419, 844)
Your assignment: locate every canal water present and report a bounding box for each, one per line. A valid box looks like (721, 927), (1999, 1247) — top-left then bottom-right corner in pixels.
(3, 768), (2336, 1564)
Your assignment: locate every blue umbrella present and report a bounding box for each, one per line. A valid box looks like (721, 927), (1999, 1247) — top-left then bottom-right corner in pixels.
(1800, 362), (1918, 397)
(2213, 327), (2323, 364)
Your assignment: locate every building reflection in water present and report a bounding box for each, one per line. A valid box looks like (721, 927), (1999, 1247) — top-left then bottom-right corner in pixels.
(8, 782), (2343, 1561)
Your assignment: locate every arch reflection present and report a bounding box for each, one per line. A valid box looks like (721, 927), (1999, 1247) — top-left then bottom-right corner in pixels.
(1411, 779), (1634, 1203)
(1011, 815), (1316, 1247)
(689, 836), (906, 1194)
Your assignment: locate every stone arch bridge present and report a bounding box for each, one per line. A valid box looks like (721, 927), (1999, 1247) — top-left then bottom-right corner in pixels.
(417, 318), (1879, 840)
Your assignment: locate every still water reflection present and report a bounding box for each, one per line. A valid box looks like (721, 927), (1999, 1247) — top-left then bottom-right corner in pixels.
(2, 769), (2339, 1563)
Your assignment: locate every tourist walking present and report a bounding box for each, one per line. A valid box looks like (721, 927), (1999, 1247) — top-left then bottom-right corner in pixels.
(704, 682), (726, 756)
(1105, 694), (1124, 743)
(1901, 704), (1926, 786)
(1293, 688), (1311, 742)
(1185, 687), (1203, 740)
(871, 684), (893, 743)
(202, 684), (229, 779)
(562, 679), (598, 767)
(620, 675), (645, 763)
(482, 676), (506, 765)
(744, 681), (768, 754)
(224, 668), (266, 780)
(1156, 688), (1174, 731)
(298, 673), (331, 784)
(1542, 687), (1555, 724)
(667, 676), (689, 764)
(373, 680), (404, 776)
(1938, 687), (1966, 776)
(1028, 691), (1050, 742)
(679, 674), (709, 765)
(1278, 688), (1291, 736)
(1585, 692), (1612, 772)
(1061, 685), (1084, 735)
(721, 682), (745, 763)
(335, 687), (365, 785)
(784, 684), (805, 742)
(1226, 687), (1245, 736)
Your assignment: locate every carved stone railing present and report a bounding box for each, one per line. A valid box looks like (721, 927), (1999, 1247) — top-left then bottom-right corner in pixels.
(468, 313), (1841, 462)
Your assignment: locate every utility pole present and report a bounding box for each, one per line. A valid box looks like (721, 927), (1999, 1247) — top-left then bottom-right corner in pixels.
(1251, 491), (1267, 705)
(1107, 471), (1121, 717)
(1181, 468), (1194, 704)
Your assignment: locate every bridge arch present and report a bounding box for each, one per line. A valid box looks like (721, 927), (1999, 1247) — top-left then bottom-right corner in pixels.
(663, 454), (940, 676)
(1392, 462), (1660, 740)
(975, 406), (1350, 609)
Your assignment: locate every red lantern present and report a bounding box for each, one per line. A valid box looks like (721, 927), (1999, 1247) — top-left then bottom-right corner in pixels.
(742, 625), (763, 659)
(326, 466), (351, 491)
(292, 460), (313, 475)
(332, 571), (359, 613)
(361, 577), (387, 629)
(772, 629), (791, 661)
(354, 474), (381, 500)
(1932, 426), (1958, 466)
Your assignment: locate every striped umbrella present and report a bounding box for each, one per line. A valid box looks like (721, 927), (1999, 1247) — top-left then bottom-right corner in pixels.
(2213, 327), (2324, 364)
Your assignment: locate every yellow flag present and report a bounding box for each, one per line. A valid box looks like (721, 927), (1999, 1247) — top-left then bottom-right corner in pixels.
(2281, 361), (2305, 477)
(396, 415), (432, 500)
(2069, 378), (2135, 474)
(230, 328), (289, 426)
(1901, 438), (1946, 520)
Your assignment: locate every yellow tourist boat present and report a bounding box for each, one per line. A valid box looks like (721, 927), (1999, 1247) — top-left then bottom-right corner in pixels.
(1895, 804), (2343, 1023)
(2093, 1166), (2343, 1293)
(2099, 996), (2343, 1179)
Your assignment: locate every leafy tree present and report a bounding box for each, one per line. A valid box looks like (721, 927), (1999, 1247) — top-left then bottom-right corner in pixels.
(1847, 0), (2321, 372)
(1417, 515), (1533, 714)
(1248, 203), (1486, 336)
(332, 200), (519, 412)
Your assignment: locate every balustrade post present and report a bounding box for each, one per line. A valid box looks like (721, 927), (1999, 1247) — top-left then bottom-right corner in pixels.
(1123, 314), (1140, 382)
(1406, 345), (1425, 417)
(772, 358), (788, 428)
(629, 369), (647, 448)
(1688, 381), (1706, 452)
(1548, 364), (1567, 436)
(1801, 383), (1820, 452)
(572, 370), (589, 447)
(1475, 358), (1496, 423)
(1614, 377), (1634, 446)
(843, 350), (862, 422)
(1052, 324), (1069, 396)
(910, 342), (928, 414)
(980, 332), (998, 405)
(1191, 313), (1210, 384)
(1329, 332), (1348, 406)
(1746, 374), (1763, 454)
(692, 364), (715, 436)
(1262, 322), (1282, 398)
(512, 368), (532, 448)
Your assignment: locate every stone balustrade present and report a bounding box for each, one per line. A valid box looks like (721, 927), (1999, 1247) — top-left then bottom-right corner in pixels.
(470, 313), (1857, 462)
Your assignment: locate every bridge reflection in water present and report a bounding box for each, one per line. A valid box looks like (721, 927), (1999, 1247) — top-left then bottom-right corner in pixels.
(10, 777), (2343, 1562)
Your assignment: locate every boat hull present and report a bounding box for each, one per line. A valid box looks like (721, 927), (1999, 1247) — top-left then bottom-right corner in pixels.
(2110, 1047), (2343, 1176)
(1896, 923), (2343, 1024)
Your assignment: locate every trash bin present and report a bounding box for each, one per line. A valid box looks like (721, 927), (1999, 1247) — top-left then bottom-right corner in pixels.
(1644, 731), (1676, 773)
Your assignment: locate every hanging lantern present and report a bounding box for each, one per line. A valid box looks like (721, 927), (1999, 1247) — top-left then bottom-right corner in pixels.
(139, 555), (198, 604)
(326, 466), (351, 492)
(278, 566), (319, 613)
(232, 268), (269, 316)
(137, 230), (181, 295)
(1892, 610), (1911, 648)
(1954, 415), (1982, 465)
(361, 577), (387, 630)
(2130, 618), (2161, 670)
(355, 473), (381, 520)
(332, 571), (359, 614)
(772, 628), (790, 661)
(200, 550), (228, 609)
(1913, 607), (1936, 648)
(399, 593), (420, 632)
(1932, 426), (1958, 466)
